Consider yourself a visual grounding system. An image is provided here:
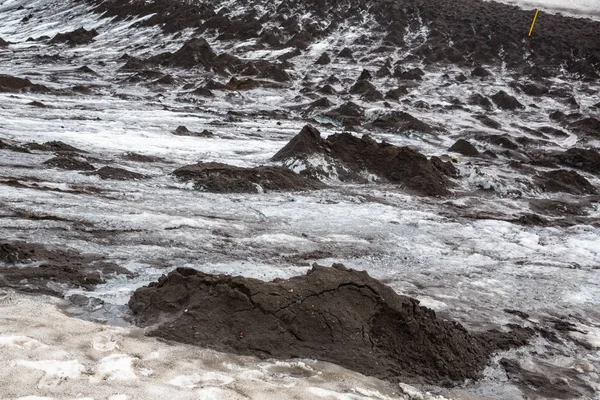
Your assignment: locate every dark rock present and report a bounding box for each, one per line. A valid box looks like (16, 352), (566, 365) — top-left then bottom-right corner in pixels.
(485, 135), (518, 150)
(468, 94), (493, 110)
(337, 47), (353, 59)
(90, 166), (146, 181)
(448, 139), (479, 156)
(189, 87), (214, 97)
(318, 84), (337, 95)
(535, 169), (597, 195)
(474, 114), (501, 129)
(385, 87), (409, 101)
(0, 37), (8, 47)
(0, 241), (132, 297)
(43, 156), (96, 171)
(173, 162), (323, 193)
(172, 126), (214, 137)
(323, 102), (364, 127)
(272, 126), (451, 196)
(529, 199), (589, 217)
(471, 66), (491, 78)
(491, 91), (525, 110)
(27, 141), (82, 153)
(361, 88), (384, 102)
(557, 148), (600, 174)
(50, 27), (98, 46)
(0, 140), (30, 153)
(129, 264), (493, 384)
(366, 111), (438, 133)
(315, 53), (331, 65)
(430, 156), (459, 178)
(375, 65), (391, 77)
(357, 69), (372, 81)
(0, 74), (49, 93)
(349, 79), (376, 95)
(225, 77), (264, 91)
(538, 126), (568, 138)
(123, 152), (164, 163)
(160, 38), (216, 68)
(500, 358), (595, 399)
(568, 117), (600, 139)
(394, 67), (424, 80)
(28, 101), (47, 108)
(519, 82), (549, 96)
(504, 309), (530, 320)
(455, 74), (467, 82)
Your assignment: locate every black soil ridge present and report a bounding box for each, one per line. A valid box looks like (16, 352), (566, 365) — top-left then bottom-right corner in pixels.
(272, 125), (451, 196)
(80, 0), (600, 77)
(129, 264), (532, 385)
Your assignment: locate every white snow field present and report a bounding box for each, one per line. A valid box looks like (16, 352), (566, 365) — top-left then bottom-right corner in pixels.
(490, 0), (600, 19)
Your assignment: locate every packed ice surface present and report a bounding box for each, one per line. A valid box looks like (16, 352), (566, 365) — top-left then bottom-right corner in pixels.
(0, 0), (599, 398)
(489, 0), (600, 19)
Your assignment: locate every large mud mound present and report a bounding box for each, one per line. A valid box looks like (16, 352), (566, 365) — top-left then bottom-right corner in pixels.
(272, 125), (451, 196)
(83, 0), (600, 77)
(128, 264), (491, 384)
(172, 161), (323, 193)
(0, 241), (132, 297)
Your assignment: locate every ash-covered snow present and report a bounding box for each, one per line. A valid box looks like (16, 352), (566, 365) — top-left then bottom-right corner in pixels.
(1, 0), (599, 398)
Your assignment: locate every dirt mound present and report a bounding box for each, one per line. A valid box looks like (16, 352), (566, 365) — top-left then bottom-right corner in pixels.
(535, 170), (597, 195)
(128, 264), (494, 384)
(0, 140), (30, 153)
(323, 102), (364, 127)
(50, 27), (99, 46)
(568, 117), (600, 139)
(84, 0), (600, 77)
(172, 125), (214, 137)
(0, 241), (132, 297)
(468, 94), (493, 110)
(272, 125), (451, 196)
(27, 141), (83, 153)
(0, 74), (49, 93)
(491, 91), (525, 110)
(43, 156), (96, 171)
(90, 166), (146, 180)
(500, 358), (596, 399)
(366, 111), (439, 133)
(448, 139), (479, 156)
(123, 153), (165, 163)
(172, 162), (323, 193)
(557, 148), (600, 175)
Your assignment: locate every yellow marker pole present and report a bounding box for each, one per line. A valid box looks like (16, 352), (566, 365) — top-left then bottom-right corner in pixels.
(528, 9), (539, 37)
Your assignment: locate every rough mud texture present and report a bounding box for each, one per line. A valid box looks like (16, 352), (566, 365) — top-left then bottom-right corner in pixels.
(89, 166), (146, 180)
(50, 27), (98, 46)
(500, 358), (596, 399)
(556, 148), (600, 175)
(0, 74), (49, 93)
(172, 162), (323, 193)
(0, 241), (132, 297)
(366, 111), (439, 134)
(129, 264), (496, 385)
(83, 0), (600, 77)
(272, 125), (450, 196)
(448, 139), (479, 156)
(43, 155), (96, 171)
(535, 170), (597, 195)
(172, 125), (214, 137)
(28, 141), (83, 153)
